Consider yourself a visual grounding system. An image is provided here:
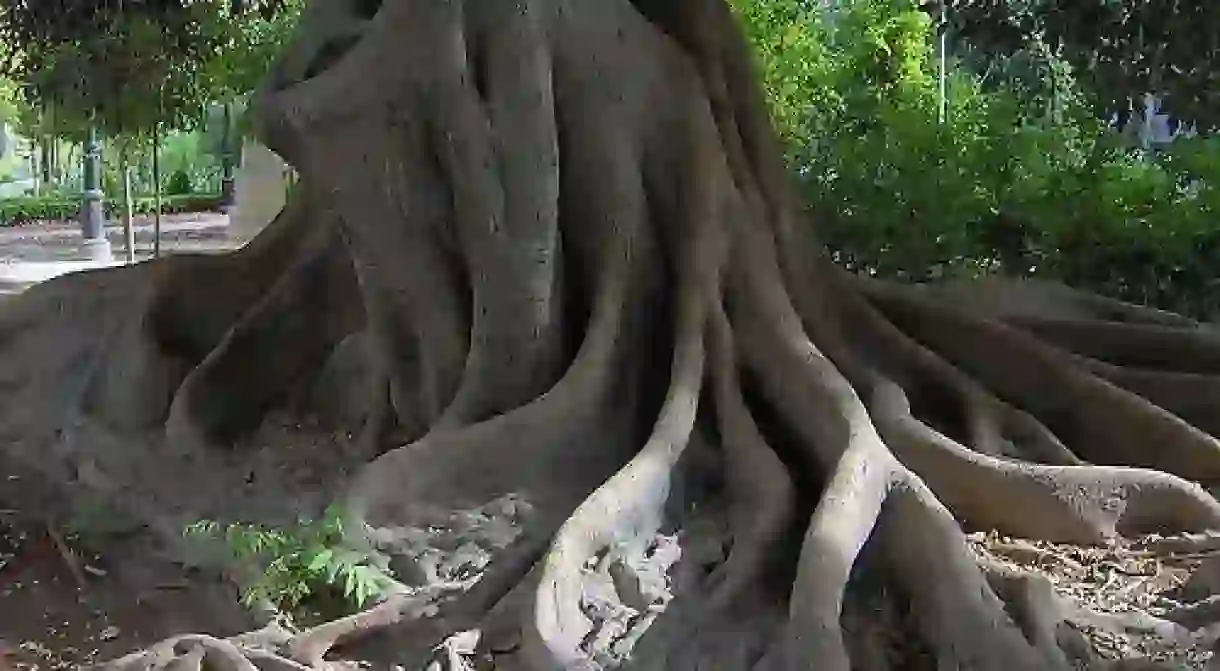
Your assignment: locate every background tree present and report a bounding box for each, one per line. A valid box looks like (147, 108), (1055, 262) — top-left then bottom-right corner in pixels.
(3, 0), (1220, 670)
(196, 0), (302, 205)
(0, 0), (300, 200)
(936, 0), (1220, 125)
(0, 81), (62, 189)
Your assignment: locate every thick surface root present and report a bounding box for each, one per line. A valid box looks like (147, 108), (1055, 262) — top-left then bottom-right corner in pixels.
(0, 191), (360, 449)
(1, 0), (1216, 670)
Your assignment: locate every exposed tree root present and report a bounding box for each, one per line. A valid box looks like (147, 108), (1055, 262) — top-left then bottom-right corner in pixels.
(0, 0), (1214, 670)
(99, 606), (435, 671)
(165, 221), (359, 448)
(0, 191), (360, 447)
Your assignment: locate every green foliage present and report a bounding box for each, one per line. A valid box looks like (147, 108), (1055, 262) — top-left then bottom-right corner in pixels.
(182, 506), (397, 617)
(20, 9), (210, 136)
(0, 79), (40, 136)
(732, 0), (839, 155)
(103, 130), (226, 197)
(734, 0), (1220, 319)
(199, 1), (304, 104)
(0, 193), (224, 226)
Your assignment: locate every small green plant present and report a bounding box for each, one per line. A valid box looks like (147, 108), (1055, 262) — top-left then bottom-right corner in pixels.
(183, 505), (396, 618)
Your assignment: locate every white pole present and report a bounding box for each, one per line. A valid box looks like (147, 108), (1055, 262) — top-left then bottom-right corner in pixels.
(153, 124), (163, 259)
(123, 167), (135, 265)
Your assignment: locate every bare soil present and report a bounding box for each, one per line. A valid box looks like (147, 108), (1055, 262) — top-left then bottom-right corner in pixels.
(0, 415), (363, 670)
(0, 520), (246, 670)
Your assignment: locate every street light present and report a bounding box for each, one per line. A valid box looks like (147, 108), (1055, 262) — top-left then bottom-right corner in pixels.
(80, 124), (112, 262)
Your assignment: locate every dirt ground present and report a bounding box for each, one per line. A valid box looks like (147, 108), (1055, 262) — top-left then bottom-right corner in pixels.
(0, 413), (363, 670)
(0, 213), (237, 263)
(0, 410), (1219, 669)
(5, 437), (1220, 670)
(0, 455), (249, 669)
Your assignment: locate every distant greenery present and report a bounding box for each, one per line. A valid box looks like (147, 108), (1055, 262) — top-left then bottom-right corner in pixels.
(96, 126), (236, 198)
(0, 0), (303, 207)
(183, 505), (397, 621)
(734, 0), (1220, 319)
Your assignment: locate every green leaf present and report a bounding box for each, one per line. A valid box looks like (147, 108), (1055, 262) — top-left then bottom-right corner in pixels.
(342, 567), (358, 599)
(306, 549), (334, 574)
(326, 556), (346, 584)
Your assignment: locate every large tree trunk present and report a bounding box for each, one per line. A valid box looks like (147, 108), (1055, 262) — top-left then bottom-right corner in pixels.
(6, 0), (1220, 669)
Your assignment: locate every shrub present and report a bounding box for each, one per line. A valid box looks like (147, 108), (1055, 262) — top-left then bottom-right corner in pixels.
(734, 0), (1220, 320)
(0, 193), (224, 226)
(167, 169), (193, 195)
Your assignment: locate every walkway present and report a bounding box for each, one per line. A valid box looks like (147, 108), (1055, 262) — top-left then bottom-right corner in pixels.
(0, 214), (242, 296)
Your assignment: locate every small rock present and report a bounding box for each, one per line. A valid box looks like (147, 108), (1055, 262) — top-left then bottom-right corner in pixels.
(99, 626), (120, 641)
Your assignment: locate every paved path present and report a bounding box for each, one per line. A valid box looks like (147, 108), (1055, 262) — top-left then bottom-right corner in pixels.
(0, 214), (244, 296)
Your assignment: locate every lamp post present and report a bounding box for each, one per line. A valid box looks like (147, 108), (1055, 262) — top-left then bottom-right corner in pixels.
(79, 124), (112, 261)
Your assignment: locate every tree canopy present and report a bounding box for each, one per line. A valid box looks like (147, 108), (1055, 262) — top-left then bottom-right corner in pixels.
(0, 0), (299, 136)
